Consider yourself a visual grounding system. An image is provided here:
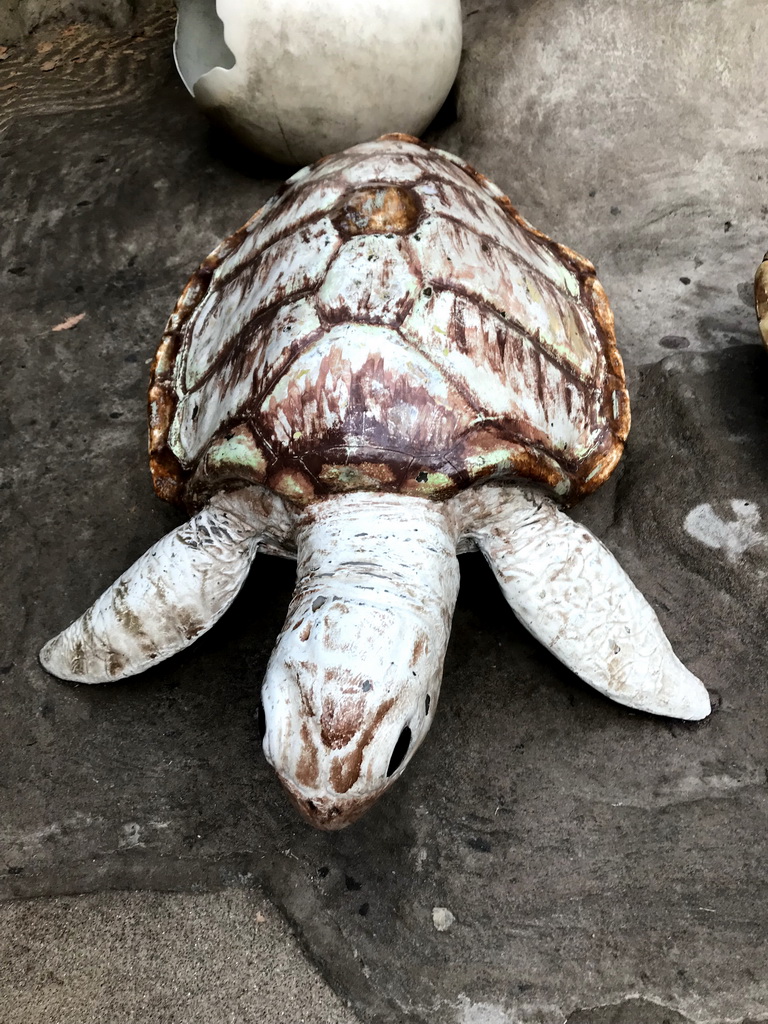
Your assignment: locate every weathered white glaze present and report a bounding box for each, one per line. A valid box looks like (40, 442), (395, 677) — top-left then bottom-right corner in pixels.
(461, 487), (711, 721)
(174, 0), (463, 164)
(39, 489), (291, 683)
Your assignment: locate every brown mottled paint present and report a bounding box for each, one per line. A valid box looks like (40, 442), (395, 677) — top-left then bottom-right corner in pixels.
(112, 579), (145, 640)
(320, 693), (365, 750)
(149, 134), (629, 511)
(276, 691), (400, 828)
(147, 205), (266, 503)
(328, 697), (396, 795)
(444, 432), (567, 495)
(283, 782), (384, 830)
(755, 254), (768, 349)
(331, 184), (422, 238)
(294, 721), (320, 789)
(582, 276), (617, 366)
(267, 465), (316, 505)
(431, 150), (626, 426)
(181, 296), (296, 397)
(182, 363), (617, 509)
(253, 343), (477, 475)
(194, 226), (336, 351)
(425, 276), (594, 389)
(410, 633), (428, 667)
(318, 235), (420, 327)
(377, 132), (431, 149)
(148, 335), (187, 504)
(317, 461), (397, 491)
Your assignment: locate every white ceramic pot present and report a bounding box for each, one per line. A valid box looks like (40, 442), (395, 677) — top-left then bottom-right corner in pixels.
(174, 0), (463, 165)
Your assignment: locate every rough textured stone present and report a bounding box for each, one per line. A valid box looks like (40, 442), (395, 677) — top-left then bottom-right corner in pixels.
(2, 8), (768, 1024)
(0, 0), (155, 45)
(566, 998), (693, 1024)
(0, 890), (361, 1024)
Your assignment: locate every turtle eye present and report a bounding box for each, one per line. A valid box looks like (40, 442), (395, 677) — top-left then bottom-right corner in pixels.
(387, 726), (412, 777)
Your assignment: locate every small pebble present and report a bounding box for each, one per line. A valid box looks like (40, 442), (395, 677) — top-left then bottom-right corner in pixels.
(432, 906), (455, 931)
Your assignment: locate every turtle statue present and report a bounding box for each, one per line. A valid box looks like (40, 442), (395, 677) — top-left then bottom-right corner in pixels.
(40, 134), (710, 829)
(756, 251), (768, 348)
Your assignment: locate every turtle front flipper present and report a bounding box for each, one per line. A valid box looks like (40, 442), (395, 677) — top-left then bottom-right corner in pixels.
(464, 487), (711, 721)
(39, 490), (279, 683)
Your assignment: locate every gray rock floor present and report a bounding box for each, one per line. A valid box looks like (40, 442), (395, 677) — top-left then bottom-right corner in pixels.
(0, 891), (359, 1023)
(1, 3), (767, 1023)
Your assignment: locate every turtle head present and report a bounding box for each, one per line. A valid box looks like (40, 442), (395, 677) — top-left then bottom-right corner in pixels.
(261, 589), (448, 830)
(259, 493), (459, 830)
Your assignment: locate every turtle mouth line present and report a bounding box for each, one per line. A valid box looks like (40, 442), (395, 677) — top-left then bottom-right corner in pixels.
(278, 775), (390, 831)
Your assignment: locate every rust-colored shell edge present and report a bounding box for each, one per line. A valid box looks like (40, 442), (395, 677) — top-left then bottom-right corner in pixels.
(148, 209), (263, 505)
(755, 252), (768, 349)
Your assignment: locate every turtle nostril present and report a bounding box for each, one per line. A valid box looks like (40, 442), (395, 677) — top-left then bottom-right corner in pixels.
(387, 726), (412, 777)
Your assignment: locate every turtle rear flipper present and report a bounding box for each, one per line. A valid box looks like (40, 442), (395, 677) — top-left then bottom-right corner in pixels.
(465, 488), (711, 721)
(39, 491), (270, 683)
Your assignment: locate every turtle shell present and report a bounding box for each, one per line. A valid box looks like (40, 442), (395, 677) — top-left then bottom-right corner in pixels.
(149, 134), (629, 509)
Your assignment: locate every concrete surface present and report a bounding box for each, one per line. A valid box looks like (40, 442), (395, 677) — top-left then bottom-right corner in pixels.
(0, 890), (359, 1023)
(1, 3), (767, 1023)
(0, 0), (146, 45)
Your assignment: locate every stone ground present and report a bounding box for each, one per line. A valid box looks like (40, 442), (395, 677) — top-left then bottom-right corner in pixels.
(1, 2), (767, 1022)
(0, 891), (360, 1023)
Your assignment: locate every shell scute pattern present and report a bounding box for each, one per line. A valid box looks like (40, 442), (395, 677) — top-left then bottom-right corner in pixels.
(317, 234), (422, 327)
(415, 175), (581, 300)
(400, 286), (600, 461)
(173, 297), (325, 465)
(408, 215), (595, 376)
(182, 217), (340, 391)
(259, 323), (475, 461)
(211, 182), (342, 287)
(150, 135), (628, 508)
(298, 140), (434, 190)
